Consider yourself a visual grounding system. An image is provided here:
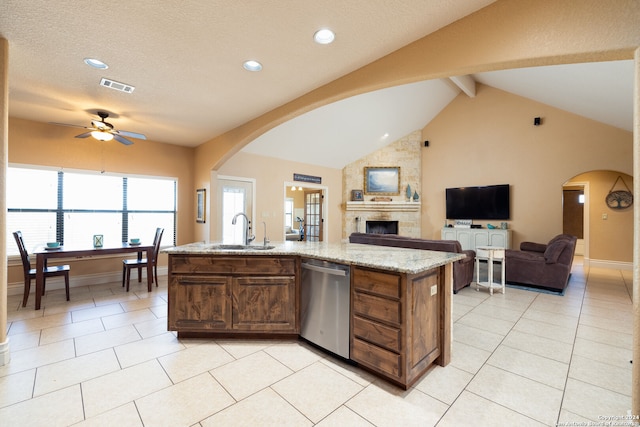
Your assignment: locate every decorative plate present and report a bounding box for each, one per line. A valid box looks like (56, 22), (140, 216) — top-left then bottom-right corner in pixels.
(605, 190), (633, 210)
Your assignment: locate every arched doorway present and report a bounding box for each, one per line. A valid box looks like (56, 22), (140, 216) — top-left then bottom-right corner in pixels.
(564, 170), (633, 269)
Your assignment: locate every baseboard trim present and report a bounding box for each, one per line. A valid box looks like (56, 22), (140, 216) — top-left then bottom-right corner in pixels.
(584, 258), (633, 271)
(0, 338), (10, 367)
(7, 267), (169, 296)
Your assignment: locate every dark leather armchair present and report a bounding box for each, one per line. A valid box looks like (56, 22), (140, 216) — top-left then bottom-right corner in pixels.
(505, 234), (577, 292)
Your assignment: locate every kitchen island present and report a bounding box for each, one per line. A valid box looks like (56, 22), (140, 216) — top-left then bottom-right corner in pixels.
(164, 240), (464, 388)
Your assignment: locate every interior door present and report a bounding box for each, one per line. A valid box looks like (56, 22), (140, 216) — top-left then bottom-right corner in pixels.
(217, 178), (254, 244)
(563, 186), (585, 256)
(304, 189), (323, 242)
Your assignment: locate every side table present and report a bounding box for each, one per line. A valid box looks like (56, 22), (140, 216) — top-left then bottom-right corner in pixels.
(475, 246), (505, 295)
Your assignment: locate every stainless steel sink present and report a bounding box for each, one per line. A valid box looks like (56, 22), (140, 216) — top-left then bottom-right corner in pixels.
(209, 244), (275, 251)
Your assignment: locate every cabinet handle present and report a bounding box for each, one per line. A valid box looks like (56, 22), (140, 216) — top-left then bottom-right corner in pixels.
(178, 279), (224, 285)
(302, 263), (348, 277)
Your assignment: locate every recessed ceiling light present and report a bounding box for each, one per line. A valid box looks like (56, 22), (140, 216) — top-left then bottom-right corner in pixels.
(382, 133), (390, 139)
(243, 60), (263, 72)
(314, 29), (335, 45)
(84, 58), (109, 69)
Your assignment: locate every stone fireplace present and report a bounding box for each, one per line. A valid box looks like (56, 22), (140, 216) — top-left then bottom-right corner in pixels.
(341, 130), (422, 239)
(346, 200), (421, 237)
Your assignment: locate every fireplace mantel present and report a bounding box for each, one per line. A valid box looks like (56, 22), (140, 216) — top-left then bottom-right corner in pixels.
(346, 201), (421, 212)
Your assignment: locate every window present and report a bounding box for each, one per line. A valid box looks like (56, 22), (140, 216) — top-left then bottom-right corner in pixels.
(6, 165), (176, 256)
(221, 186), (246, 244)
(285, 198), (294, 229)
(127, 177), (176, 245)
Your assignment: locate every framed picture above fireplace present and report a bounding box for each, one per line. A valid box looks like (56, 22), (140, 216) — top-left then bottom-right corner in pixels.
(364, 166), (400, 195)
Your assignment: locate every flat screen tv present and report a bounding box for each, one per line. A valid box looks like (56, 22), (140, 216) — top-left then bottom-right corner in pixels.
(446, 184), (510, 220)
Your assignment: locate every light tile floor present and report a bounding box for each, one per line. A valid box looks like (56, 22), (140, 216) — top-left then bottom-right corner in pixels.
(1, 257), (636, 426)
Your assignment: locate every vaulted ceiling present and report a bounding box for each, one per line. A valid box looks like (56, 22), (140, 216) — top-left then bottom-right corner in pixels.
(0, 1), (633, 169)
(243, 60), (634, 168)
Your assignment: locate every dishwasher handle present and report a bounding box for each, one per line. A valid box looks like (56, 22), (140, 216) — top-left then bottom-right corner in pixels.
(301, 262), (348, 277)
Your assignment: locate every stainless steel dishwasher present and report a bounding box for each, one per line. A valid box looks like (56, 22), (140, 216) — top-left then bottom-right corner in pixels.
(300, 258), (350, 359)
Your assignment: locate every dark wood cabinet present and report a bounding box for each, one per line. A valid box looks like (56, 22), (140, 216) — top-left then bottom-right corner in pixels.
(350, 265), (447, 389)
(170, 274), (232, 330)
(168, 255), (298, 335)
(232, 275), (296, 331)
(166, 251), (453, 389)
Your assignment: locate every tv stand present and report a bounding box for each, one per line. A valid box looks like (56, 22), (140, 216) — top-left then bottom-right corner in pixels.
(441, 228), (512, 251)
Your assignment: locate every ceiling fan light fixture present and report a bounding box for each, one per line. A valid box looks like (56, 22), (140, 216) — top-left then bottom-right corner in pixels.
(313, 28), (335, 44)
(91, 130), (114, 141)
(84, 58), (109, 69)
(243, 60), (262, 72)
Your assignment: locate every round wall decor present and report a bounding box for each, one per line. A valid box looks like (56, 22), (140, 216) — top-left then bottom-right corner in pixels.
(605, 190), (633, 209)
(605, 176), (633, 210)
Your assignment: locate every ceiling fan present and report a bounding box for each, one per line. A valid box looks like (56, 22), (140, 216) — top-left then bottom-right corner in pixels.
(51, 111), (147, 145)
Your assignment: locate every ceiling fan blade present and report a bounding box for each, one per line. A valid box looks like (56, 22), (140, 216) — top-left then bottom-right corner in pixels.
(75, 132), (92, 138)
(113, 134), (134, 145)
(116, 130), (147, 140)
(50, 122), (91, 130)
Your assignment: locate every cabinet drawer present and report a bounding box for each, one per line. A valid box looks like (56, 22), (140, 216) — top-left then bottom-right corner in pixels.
(353, 291), (401, 325)
(352, 337), (402, 379)
(171, 256), (296, 275)
(353, 315), (401, 352)
(353, 268), (400, 299)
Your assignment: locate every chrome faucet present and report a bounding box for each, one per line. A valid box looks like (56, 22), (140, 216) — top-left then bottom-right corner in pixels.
(232, 212), (255, 245)
(262, 221), (270, 246)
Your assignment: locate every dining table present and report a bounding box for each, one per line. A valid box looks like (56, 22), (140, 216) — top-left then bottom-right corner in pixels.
(33, 243), (155, 310)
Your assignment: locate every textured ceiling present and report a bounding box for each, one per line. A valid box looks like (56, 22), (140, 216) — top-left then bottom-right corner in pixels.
(0, 1), (633, 171)
(0, 0), (494, 147)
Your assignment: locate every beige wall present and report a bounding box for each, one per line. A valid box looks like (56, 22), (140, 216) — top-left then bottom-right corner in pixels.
(421, 84), (633, 254)
(4, 2), (637, 273)
(216, 151), (343, 243)
(567, 171), (633, 263)
(7, 117), (195, 286)
(194, 0), (640, 258)
(194, 0), (639, 174)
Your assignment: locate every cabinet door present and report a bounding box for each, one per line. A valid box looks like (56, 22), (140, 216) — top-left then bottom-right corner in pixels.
(472, 230), (489, 249)
(408, 270), (440, 370)
(488, 230), (509, 248)
(441, 229), (456, 241)
(455, 230), (473, 250)
(232, 276), (297, 332)
(168, 275), (232, 331)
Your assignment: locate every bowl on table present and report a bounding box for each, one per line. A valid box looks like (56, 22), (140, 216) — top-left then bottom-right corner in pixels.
(46, 242), (60, 249)
(129, 238), (141, 245)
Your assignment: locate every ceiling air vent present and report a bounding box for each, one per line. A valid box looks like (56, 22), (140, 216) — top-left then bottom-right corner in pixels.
(99, 78), (135, 94)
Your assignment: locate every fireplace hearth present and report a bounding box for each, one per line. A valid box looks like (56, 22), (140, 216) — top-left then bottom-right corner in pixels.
(366, 220), (398, 234)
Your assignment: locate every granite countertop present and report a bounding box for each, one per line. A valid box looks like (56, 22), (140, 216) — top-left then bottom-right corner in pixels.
(163, 240), (465, 275)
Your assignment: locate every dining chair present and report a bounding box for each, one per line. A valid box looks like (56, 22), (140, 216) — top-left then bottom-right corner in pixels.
(122, 227), (164, 291)
(13, 231), (70, 308)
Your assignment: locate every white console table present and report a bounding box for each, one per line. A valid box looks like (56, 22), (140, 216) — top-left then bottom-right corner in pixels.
(441, 228), (512, 251)
(475, 246), (506, 295)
